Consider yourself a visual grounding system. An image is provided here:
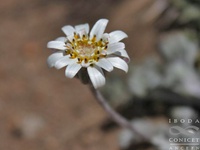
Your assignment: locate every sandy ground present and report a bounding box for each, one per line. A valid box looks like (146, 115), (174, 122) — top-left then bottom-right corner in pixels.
(0, 0), (158, 149)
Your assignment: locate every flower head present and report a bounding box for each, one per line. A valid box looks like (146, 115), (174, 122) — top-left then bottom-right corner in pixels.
(47, 19), (130, 88)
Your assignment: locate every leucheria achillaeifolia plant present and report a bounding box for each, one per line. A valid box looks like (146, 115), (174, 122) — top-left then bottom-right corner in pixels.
(47, 19), (146, 140)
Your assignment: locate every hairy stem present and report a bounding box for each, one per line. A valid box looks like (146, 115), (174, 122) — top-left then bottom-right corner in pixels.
(90, 84), (148, 141)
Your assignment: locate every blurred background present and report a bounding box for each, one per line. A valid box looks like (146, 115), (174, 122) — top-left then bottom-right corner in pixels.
(1, 0), (200, 149)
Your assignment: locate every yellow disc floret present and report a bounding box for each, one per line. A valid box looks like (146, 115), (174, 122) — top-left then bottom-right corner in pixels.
(65, 32), (108, 64)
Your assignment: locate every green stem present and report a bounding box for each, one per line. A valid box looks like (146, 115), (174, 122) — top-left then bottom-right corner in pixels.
(90, 84), (148, 141)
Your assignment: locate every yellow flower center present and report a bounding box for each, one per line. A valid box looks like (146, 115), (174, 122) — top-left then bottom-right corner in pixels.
(65, 33), (108, 64)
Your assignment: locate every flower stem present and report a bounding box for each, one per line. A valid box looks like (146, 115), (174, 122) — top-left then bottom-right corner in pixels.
(89, 84), (148, 141)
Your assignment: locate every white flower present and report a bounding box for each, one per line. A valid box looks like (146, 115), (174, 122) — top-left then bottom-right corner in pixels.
(47, 19), (130, 88)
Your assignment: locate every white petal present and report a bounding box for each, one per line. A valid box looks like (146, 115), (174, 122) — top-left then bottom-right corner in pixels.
(65, 63), (82, 78)
(108, 49), (130, 63)
(114, 49), (130, 63)
(61, 25), (75, 36)
(47, 52), (64, 67)
(47, 41), (66, 50)
(107, 57), (128, 73)
(55, 37), (67, 42)
(109, 30), (128, 44)
(55, 55), (77, 69)
(90, 19), (108, 40)
(102, 33), (109, 41)
(107, 42), (125, 54)
(67, 35), (74, 43)
(75, 23), (89, 34)
(96, 58), (113, 72)
(87, 65), (106, 89)
(81, 61), (90, 67)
